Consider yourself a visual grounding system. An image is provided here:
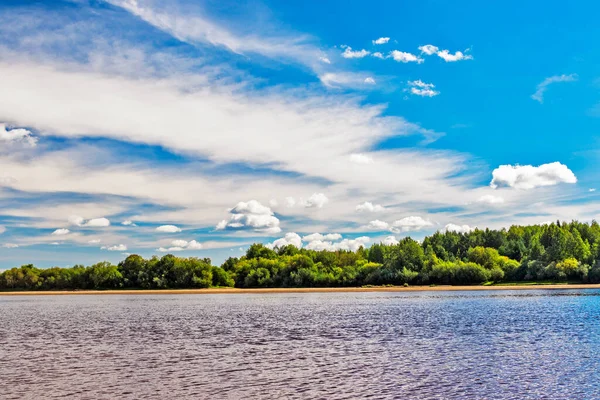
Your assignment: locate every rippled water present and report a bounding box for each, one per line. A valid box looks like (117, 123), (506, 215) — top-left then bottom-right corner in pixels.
(2, 290), (600, 399)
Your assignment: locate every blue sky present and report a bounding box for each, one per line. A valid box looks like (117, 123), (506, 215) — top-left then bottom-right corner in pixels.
(0, 0), (599, 268)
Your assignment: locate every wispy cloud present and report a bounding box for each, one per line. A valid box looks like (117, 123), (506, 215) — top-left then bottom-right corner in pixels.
(341, 46), (370, 59)
(531, 74), (578, 103)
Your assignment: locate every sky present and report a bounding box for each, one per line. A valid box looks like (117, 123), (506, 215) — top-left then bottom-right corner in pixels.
(1, 0), (599, 268)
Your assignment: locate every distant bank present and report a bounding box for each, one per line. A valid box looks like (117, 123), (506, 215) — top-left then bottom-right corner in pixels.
(2, 284), (600, 296)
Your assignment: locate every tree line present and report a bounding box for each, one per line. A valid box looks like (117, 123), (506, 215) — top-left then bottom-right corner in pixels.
(2, 220), (600, 291)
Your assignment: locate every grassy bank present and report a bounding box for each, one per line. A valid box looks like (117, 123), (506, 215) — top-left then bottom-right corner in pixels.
(2, 283), (600, 296)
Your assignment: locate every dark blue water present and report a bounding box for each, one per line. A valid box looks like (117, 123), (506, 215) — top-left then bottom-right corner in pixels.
(1, 290), (600, 399)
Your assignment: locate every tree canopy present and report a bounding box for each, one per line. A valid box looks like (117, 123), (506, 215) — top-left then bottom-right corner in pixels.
(3, 221), (600, 291)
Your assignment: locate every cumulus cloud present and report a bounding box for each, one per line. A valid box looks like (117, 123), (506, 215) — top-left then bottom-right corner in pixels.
(305, 236), (370, 251)
(302, 193), (329, 208)
(69, 215), (110, 227)
(157, 239), (203, 252)
(368, 220), (389, 230)
(156, 224), (182, 233)
(364, 77), (376, 84)
(490, 162), (577, 190)
(267, 232), (303, 249)
(436, 50), (473, 62)
(84, 218), (111, 227)
(382, 235), (399, 245)
(372, 37), (390, 45)
(0, 123), (37, 147)
(418, 44), (439, 55)
(372, 52), (384, 59)
(122, 220), (136, 226)
(477, 194), (505, 205)
(408, 80), (439, 97)
(215, 200), (280, 234)
(302, 233), (342, 242)
(285, 197), (296, 208)
(356, 201), (385, 212)
(101, 244), (127, 251)
(390, 216), (433, 233)
(417, 45), (473, 62)
(350, 153), (374, 164)
(531, 74), (577, 103)
(341, 47), (370, 59)
(443, 223), (474, 233)
(51, 228), (70, 236)
(389, 50), (424, 63)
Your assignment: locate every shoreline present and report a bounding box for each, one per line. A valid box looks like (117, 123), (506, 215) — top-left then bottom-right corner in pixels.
(2, 284), (600, 296)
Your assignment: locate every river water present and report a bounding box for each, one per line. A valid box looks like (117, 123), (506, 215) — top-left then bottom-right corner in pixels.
(2, 290), (600, 399)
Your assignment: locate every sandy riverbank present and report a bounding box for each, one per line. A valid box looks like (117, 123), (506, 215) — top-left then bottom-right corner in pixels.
(2, 284), (600, 296)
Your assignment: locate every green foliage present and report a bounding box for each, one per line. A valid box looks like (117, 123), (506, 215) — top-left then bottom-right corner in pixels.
(3, 220), (600, 290)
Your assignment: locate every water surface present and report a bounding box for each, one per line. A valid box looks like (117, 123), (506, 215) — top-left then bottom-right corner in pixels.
(2, 290), (600, 399)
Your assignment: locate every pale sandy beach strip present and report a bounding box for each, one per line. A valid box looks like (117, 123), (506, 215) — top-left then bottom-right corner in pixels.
(2, 284), (600, 296)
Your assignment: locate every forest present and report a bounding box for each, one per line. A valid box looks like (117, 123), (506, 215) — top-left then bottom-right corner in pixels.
(2, 221), (600, 291)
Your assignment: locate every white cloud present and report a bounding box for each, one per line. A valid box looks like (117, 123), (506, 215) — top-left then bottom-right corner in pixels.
(87, 239), (101, 244)
(101, 244), (127, 251)
(267, 232), (303, 249)
(477, 194), (505, 205)
(215, 200), (280, 234)
(490, 162), (577, 190)
(84, 217), (110, 227)
(372, 52), (384, 59)
(156, 224), (182, 233)
(302, 233), (342, 242)
(318, 72), (377, 89)
(0, 226), (4, 235)
(68, 215), (85, 226)
(390, 216), (433, 233)
(319, 56), (331, 64)
(341, 47), (370, 59)
(590, 188), (597, 192)
(285, 197), (296, 208)
(418, 44), (439, 55)
(389, 50), (424, 63)
(382, 235), (398, 245)
(356, 202), (385, 212)
(409, 80), (434, 89)
(106, 0), (329, 77)
(443, 223), (474, 233)
(367, 220), (389, 230)
(122, 220), (136, 226)
(372, 37), (390, 45)
(364, 77), (376, 84)
(302, 193), (329, 208)
(0, 123), (37, 147)
(2, 243), (19, 249)
(157, 239), (203, 252)
(305, 236), (370, 252)
(436, 49), (473, 62)
(531, 74), (577, 103)
(69, 215), (110, 227)
(51, 228), (70, 236)
(350, 153), (374, 164)
(408, 80), (439, 97)
(410, 88), (439, 97)
(268, 199), (279, 207)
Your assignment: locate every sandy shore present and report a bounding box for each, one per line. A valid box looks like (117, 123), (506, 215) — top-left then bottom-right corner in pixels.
(1, 284), (600, 296)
